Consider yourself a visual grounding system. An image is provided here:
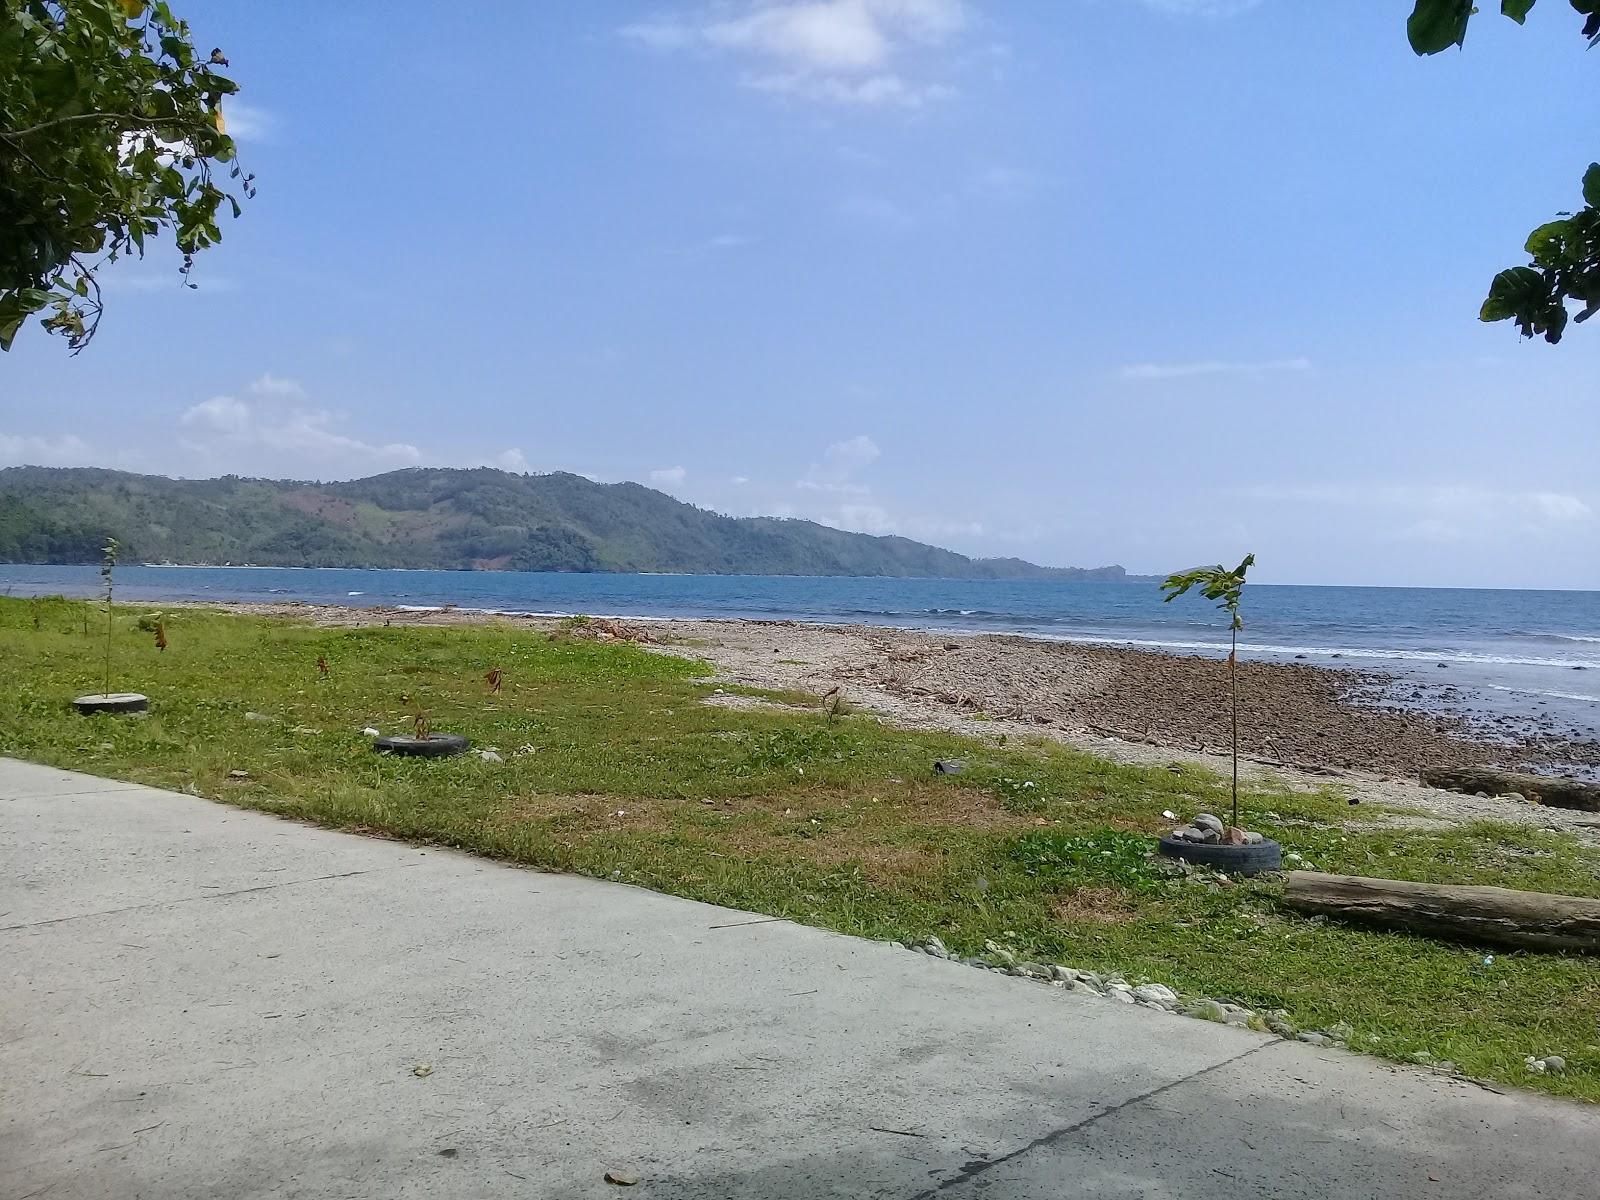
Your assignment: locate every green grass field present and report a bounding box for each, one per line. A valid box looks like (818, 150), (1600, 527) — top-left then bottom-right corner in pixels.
(5, 595), (1600, 1101)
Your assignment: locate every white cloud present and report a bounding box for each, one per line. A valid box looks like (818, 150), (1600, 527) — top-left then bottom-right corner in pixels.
(178, 390), (420, 468)
(0, 432), (95, 467)
(247, 372), (306, 399)
(1133, 0), (1264, 14)
(1118, 357), (1311, 381)
(219, 100), (274, 141)
(1235, 482), (1594, 541)
(730, 475), (751, 485)
(496, 448), (530, 472)
(180, 395), (251, 435)
(622, 0), (969, 107)
(650, 465), (688, 486)
(799, 433), (880, 491)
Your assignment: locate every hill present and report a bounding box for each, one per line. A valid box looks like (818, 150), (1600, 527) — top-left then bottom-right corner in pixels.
(0, 466), (1139, 580)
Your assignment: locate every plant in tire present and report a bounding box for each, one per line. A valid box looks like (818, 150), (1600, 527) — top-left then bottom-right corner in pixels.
(1159, 553), (1255, 829)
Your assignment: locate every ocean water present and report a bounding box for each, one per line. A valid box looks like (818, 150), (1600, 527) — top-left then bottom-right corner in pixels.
(3, 564), (1596, 738)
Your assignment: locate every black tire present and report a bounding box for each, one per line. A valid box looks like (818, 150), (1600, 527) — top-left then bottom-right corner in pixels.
(73, 692), (149, 715)
(372, 733), (470, 758)
(1157, 836), (1282, 876)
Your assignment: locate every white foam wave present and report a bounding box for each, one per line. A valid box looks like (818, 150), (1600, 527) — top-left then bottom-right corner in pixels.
(1040, 634), (1600, 671)
(1485, 684), (1600, 704)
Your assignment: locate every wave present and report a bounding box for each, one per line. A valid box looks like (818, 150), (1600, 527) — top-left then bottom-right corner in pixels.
(1025, 633), (1600, 672)
(1485, 684), (1600, 704)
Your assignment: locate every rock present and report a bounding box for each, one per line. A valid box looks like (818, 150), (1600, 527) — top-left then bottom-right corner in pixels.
(1070, 980), (1104, 996)
(1187, 1000), (1228, 1023)
(1266, 1013), (1297, 1038)
(1076, 971), (1104, 990)
(1542, 1055), (1567, 1073)
(1525, 1056), (1548, 1074)
(1298, 1033), (1332, 1047)
(933, 759), (966, 775)
(1499, 793), (1526, 803)
(1106, 987), (1136, 1004)
(1132, 983), (1178, 1006)
(227, 769), (250, 779)
(1171, 826), (1203, 842)
(925, 936), (950, 959)
(961, 957), (987, 969)
(1242, 831), (1265, 845)
(1326, 1021), (1355, 1042)
(1199, 827), (1222, 844)
(244, 711), (269, 722)
(1223, 827), (1248, 846)
(604, 1169), (640, 1187)
(1193, 813), (1224, 835)
(1222, 1007), (1254, 1027)
(475, 749), (504, 763)
(1435, 1061), (1456, 1074)
(361, 726), (381, 737)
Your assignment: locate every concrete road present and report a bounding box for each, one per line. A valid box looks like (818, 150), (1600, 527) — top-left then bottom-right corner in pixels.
(3, 758), (1594, 1199)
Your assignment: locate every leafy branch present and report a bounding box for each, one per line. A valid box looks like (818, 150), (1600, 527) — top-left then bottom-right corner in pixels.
(1408, 0), (1600, 342)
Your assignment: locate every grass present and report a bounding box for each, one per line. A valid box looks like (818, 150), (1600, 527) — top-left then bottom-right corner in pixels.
(5, 595), (1600, 1101)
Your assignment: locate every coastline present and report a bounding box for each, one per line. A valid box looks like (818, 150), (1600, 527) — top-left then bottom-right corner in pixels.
(188, 600), (1600, 800)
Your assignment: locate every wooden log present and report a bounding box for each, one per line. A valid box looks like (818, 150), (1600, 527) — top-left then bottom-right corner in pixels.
(1419, 766), (1600, 812)
(1283, 871), (1600, 954)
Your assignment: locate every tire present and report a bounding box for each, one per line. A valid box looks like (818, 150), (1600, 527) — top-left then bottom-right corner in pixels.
(73, 692), (149, 715)
(1157, 836), (1282, 876)
(372, 733), (470, 758)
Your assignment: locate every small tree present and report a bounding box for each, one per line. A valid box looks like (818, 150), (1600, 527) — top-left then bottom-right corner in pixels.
(1160, 553), (1255, 828)
(99, 536), (119, 696)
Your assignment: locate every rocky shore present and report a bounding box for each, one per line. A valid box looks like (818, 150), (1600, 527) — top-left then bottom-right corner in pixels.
(205, 601), (1599, 806)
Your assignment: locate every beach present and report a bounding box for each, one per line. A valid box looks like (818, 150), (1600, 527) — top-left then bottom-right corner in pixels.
(204, 601), (1600, 824)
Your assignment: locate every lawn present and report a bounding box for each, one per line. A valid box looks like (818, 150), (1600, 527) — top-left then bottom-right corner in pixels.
(5, 595), (1600, 1101)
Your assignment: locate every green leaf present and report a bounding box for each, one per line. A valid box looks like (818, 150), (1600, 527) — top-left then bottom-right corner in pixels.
(1408, 0), (1474, 53)
(1502, 0), (1537, 21)
(1583, 162), (1600, 209)
(1480, 266), (1548, 322)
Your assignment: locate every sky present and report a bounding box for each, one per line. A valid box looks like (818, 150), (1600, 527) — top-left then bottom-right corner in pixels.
(3, 1), (1598, 589)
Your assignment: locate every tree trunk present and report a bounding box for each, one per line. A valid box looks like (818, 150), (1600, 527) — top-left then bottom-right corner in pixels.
(1419, 766), (1600, 813)
(1282, 871), (1600, 954)
(1229, 625), (1238, 829)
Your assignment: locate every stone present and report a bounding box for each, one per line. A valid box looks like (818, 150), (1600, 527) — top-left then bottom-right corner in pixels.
(1050, 965), (1079, 983)
(1223, 827), (1248, 846)
(475, 749), (504, 763)
(244, 711), (269, 722)
(961, 957), (988, 969)
(1077, 971), (1104, 990)
(1171, 826), (1203, 842)
(1242, 831), (1265, 845)
(1222, 1008), (1254, 1027)
(924, 936), (950, 959)
(1132, 983), (1178, 1006)
(1298, 1032), (1332, 1047)
(1187, 1000), (1228, 1023)
(1106, 987), (1136, 1004)
(1266, 1015), (1298, 1038)
(1326, 1022), (1355, 1042)
(1199, 827), (1222, 844)
(1542, 1055), (1567, 1073)
(932, 759), (966, 775)
(1193, 813), (1225, 835)
(1070, 980), (1104, 996)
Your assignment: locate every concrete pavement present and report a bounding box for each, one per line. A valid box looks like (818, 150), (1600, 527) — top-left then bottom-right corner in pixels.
(3, 757), (1594, 1199)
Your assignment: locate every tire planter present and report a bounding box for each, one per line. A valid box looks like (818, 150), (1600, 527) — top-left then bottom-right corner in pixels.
(1157, 836), (1282, 876)
(73, 692), (149, 715)
(372, 733), (470, 758)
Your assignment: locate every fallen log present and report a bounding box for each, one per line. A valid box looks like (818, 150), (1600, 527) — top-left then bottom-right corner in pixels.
(1283, 871), (1600, 954)
(1419, 766), (1600, 812)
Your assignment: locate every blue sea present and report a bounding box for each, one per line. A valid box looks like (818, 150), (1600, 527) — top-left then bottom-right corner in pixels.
(3, 565), (1596, 739)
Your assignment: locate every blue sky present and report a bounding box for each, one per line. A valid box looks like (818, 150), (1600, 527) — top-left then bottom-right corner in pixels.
(3, 0), (1598, 588)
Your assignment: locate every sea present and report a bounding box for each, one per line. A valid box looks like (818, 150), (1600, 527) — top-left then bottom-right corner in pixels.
(2, 564), (1596, 740)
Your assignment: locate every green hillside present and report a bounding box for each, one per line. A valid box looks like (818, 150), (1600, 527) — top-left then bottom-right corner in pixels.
(0, 466), (1135, 580)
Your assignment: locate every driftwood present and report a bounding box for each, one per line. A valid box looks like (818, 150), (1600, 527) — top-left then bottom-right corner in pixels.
(1420, 766), (1600, 812)
(1283, 871), (1600, 954)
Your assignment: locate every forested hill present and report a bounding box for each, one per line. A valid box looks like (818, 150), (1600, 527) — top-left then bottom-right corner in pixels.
(0, 466), (1138, 580)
